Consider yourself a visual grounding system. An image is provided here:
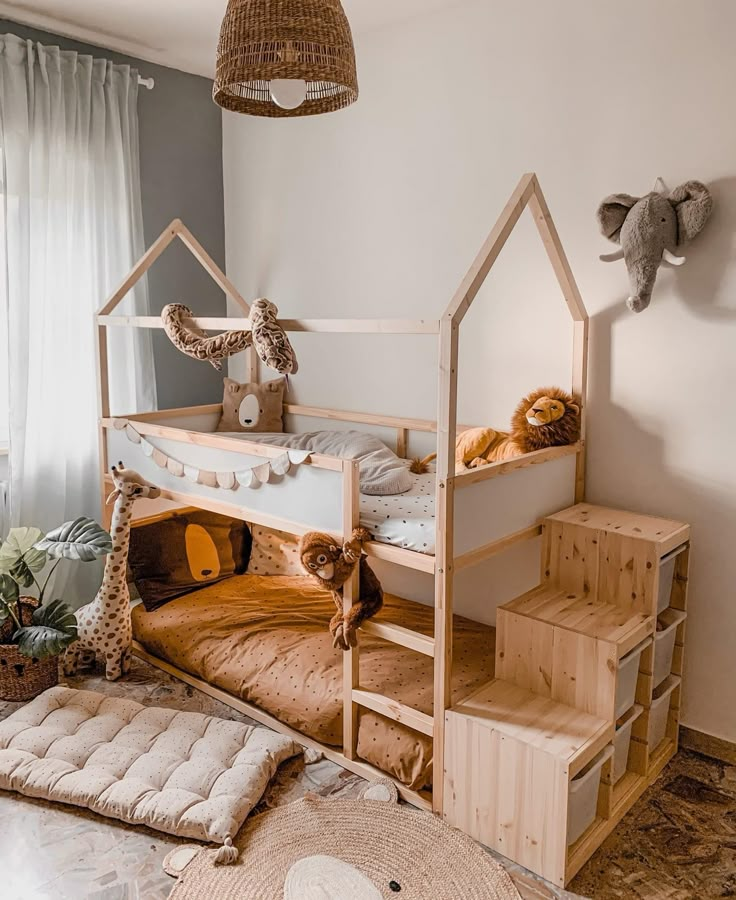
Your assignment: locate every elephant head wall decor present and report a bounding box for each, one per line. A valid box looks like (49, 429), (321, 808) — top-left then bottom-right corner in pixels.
(597, 180), (713, 313)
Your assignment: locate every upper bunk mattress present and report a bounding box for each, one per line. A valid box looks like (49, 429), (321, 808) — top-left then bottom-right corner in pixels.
(131, 575), (495, 791)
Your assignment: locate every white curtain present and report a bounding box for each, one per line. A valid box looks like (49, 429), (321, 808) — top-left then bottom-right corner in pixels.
(0, 34), (156, 565)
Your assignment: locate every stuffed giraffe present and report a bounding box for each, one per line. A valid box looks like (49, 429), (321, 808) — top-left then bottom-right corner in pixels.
(64, 463), (161, 681)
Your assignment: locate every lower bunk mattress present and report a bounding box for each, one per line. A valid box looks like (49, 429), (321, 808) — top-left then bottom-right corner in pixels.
(131, 575), (495, 791)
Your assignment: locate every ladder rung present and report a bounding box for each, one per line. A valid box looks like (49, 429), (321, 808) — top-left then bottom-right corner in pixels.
(360, 620), (435, 657)
(353, 689), (434, 736)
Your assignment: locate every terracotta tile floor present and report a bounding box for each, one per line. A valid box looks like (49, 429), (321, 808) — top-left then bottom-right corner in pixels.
(0, 658), (732, 899)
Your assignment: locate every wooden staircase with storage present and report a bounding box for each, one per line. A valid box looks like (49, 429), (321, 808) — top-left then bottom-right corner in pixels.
(443, 503), (690, 887)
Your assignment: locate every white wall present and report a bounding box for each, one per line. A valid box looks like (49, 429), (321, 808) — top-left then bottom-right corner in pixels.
(223, 0), (736, 743)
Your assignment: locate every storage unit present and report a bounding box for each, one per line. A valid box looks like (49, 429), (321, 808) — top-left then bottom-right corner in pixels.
(568, 747), (613, 845)
(444, 680), (612, 887)
(445, 504), (691, 887)
(612, 705), (643, 784)
(657, 546), (686, 614)
(652, 609), (687, 687)
(636, 675), (681, 753)
(614, 641), (650, 719)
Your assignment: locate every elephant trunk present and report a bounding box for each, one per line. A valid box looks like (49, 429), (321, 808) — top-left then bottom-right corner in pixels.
(625, 255), (660, 314)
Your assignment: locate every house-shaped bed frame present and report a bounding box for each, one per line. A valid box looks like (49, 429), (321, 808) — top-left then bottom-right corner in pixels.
(96, 173), (642, 884)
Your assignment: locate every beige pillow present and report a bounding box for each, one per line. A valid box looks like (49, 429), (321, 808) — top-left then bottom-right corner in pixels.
(217, 377), (285, 433)
(248, 525), (303, 576)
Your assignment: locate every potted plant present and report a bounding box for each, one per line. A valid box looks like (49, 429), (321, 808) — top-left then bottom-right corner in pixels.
(0, 517), (112, 701)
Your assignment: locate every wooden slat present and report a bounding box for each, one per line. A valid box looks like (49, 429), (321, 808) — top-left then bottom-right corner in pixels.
(360, 620), (434, 657)
(131, 642), (433, 811)
(362, 540), (435, 574)
(396, 427), (409, 459)
(444, 173), (537, 326)
(352, 689), (434, 737)
(454, 523), (542, 571)
(454, 442), (581, 489)
(97, 315), (439, 335)
(286, 404), (438, 434)
(128, 404), (222, 422)
(102, 418), (344, 472)
(528, 179), (588, 323)
(342, 459), (361, 760)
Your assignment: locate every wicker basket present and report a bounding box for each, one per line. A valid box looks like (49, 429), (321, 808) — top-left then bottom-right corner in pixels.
(0, 597), (59, 702)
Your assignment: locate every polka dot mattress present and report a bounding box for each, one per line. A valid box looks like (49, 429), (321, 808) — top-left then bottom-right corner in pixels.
(0, 686), (298, 844)
(359, 472), (436, 555)
(132, 575), (496, 790)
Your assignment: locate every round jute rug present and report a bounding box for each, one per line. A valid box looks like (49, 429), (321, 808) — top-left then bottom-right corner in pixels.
(169, 792), (521, 900)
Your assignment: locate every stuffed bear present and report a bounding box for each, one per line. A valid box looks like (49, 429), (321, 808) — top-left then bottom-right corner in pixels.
(216, 377), (286, 433)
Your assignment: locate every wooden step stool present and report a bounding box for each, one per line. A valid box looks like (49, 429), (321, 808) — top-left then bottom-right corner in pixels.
(443, 504), (690, 887)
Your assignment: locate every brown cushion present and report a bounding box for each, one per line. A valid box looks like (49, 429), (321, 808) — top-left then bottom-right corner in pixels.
(129, 510), (252, 611)
(216, 377), (285, 433)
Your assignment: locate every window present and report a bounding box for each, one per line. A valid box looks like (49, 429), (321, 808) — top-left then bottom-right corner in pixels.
(0, 199), (6, 453)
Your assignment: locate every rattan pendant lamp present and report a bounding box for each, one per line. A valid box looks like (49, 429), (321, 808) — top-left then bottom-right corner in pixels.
(213, 0), (358, 117)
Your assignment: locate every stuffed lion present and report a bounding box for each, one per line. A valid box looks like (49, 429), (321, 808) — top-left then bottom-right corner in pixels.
(412, 387), (581, 474)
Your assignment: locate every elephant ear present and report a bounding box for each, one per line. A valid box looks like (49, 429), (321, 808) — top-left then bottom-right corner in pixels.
(596, 193), (640, 243)
(669, 180), (713, 244)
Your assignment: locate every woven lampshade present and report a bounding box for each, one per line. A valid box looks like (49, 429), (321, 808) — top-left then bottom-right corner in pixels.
(213, 0), (358, 117)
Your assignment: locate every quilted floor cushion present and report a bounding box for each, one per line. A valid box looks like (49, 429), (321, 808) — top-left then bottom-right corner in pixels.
(0, 687), (299, 845)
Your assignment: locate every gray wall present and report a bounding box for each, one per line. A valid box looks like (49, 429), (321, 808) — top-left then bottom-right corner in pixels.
(0, 19), (227, 409)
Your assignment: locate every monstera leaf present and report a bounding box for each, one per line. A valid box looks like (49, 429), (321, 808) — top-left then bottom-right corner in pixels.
(0, 527), (47, 585)
(14, 599), (78, 658)
(36, 517), (113, 562)
(0, 574), (19, 623)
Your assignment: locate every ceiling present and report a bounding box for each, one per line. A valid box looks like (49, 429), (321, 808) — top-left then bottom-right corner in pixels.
(0, 0), (462, 77)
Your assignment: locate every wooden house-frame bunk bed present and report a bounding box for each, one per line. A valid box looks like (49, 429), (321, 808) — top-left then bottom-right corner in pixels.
(96, 174), (688, 886)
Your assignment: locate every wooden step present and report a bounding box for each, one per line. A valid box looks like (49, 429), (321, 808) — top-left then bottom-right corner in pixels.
(545, 503), (690, 558)
(448, 678), (611, 774)
(502, 585), (653, 655)
(353, 689), (434, 736)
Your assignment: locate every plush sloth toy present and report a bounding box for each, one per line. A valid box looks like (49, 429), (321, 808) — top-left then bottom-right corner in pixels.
(412, 387), (581, 474)
(298, 528), (383, 651)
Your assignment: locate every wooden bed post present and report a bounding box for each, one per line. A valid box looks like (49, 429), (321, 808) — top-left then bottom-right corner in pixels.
(342, 459), (361, 760)
(433, 317), (459, 816)
(96, 321), (112, 529)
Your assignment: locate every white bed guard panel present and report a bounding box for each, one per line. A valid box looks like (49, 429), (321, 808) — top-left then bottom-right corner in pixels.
(105, 422), (344, 535)
(453, 453), (577, 557)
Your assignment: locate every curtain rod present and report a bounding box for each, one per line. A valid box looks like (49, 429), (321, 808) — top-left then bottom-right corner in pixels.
(138, 75), (155, 90)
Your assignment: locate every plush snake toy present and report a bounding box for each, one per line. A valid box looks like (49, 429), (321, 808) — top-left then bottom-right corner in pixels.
(162, 299), (298, 375)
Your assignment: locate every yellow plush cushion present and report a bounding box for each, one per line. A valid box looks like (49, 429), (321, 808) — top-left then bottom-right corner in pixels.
(0, 687), (298, 844)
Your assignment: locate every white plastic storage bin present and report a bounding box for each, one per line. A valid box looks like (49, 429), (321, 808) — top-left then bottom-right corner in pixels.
(652, 609), (687, 687)
(612, 705), (643, 784)
(644, 676), (679, 752)
(657, 546), (685, 614)
(567, 746), (613, 846)
(614, 639), (650, 720)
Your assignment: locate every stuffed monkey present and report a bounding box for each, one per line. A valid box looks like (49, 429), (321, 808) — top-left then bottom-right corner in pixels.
(298, 527), (384, 651)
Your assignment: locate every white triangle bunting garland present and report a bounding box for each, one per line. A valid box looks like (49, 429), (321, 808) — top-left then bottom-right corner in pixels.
(117, 420), (313, 492)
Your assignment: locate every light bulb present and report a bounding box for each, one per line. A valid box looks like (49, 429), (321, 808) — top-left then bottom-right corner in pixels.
(270, 79), (308, 110)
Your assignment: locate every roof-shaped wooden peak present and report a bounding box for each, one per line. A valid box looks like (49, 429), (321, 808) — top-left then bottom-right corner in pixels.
(443, 172), (588, 327)
(98, 218), (250, 318)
